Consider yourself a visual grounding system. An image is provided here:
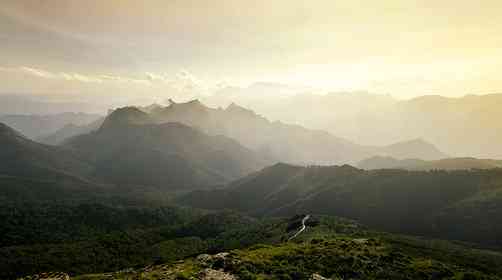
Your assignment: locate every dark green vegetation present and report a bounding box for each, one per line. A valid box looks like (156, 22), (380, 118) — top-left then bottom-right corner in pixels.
(223, 238), (500, 279)
(180, 163), (502, 248)
(0, 202), (199, 247)
(72, 215), (502, 280)
(0, 208), (304, 279)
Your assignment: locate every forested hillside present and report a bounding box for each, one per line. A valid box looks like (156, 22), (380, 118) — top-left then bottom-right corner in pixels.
(180, 164), (502, 248)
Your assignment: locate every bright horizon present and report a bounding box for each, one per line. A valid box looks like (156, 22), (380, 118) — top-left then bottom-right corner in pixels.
(2, 0), (502, 101)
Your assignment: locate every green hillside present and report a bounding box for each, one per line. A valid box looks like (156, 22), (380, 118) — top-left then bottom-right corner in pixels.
(180, 164), (502, 248)
(66, 215), (502, 280)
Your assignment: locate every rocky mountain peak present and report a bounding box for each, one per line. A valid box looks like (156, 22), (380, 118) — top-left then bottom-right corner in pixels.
(99, 106), (154, 130)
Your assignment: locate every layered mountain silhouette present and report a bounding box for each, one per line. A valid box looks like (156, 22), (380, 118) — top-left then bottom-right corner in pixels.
(203, 91), (502, 159)
(37, 117), (104, 145)
(38, 103), (164, 145)
(7, 92), (502, 159)
(0, 106), (271, 197)
(21, 100), (447, 164)
(0, 112), (101, 140)
(393, 94), (502, 158)
(0, 122), (100, 200)
(375, 138), (445, 160)
(0, 122), (91, 179)
(180, 163), (502, 247)
(0, 94), (103, 115)
(358, 156), (502, 170)
(64, 107), (270, 189)
(147, 100), (445, 164)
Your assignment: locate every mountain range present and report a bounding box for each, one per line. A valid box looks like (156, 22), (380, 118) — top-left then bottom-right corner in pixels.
(148, 100), (445, 165)
(0, 94), (104, 115)
(202, 88), (502, 159)
(0, 105), (271, 198)
(2, 98), (502, 279)
(56, 100), (443, 165)
(5, 91), (502, 160)
(64, 107), (269, 188)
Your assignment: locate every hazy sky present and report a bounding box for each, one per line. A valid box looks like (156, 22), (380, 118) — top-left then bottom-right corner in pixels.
(1, 0), (502, 100)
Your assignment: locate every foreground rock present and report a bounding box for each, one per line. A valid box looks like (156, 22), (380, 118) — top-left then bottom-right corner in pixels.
(196, 252), (231, 269)
(310, 273), (330, 280)
(199, 268), (238, 280)
(19, 272), (70, 280)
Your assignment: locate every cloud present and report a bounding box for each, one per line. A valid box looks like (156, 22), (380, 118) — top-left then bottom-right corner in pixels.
(59, 72), (103, 83)
(0, 65), (157, 85)
(0, 65), (235, 101)
(145, 72), (170, 83)
(17, 66), (105, 83)
(20, 67), (57, 79)
(168, 69), (208, 92)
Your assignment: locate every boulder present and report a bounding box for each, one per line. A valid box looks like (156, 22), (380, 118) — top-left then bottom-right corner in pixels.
(310, 273), (331, 280)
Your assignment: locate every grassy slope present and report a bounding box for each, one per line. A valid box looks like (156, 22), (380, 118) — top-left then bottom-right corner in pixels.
(72, 216), (502, 280)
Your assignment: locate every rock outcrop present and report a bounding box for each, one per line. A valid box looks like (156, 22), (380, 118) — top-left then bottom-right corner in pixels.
(199, 268), (238, 280)
(19, 272), (70, 280)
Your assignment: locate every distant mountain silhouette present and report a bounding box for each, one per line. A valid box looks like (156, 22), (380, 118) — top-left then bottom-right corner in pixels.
(37, 117), (104, 145)
(0, 112), (101, 139)
(202, 91), (502, 159)
(38, 101), (446, 164)
(0, 94), (102, 115)
(150, 100), (445, 164)
(393, 94), (502, 158)
(358, 156), (502, 170)
(64, 107), (270, 189)
(375, 138), (446, 160)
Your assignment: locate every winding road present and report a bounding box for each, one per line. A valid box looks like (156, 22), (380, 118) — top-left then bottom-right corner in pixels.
(288, 214), (311, 241)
